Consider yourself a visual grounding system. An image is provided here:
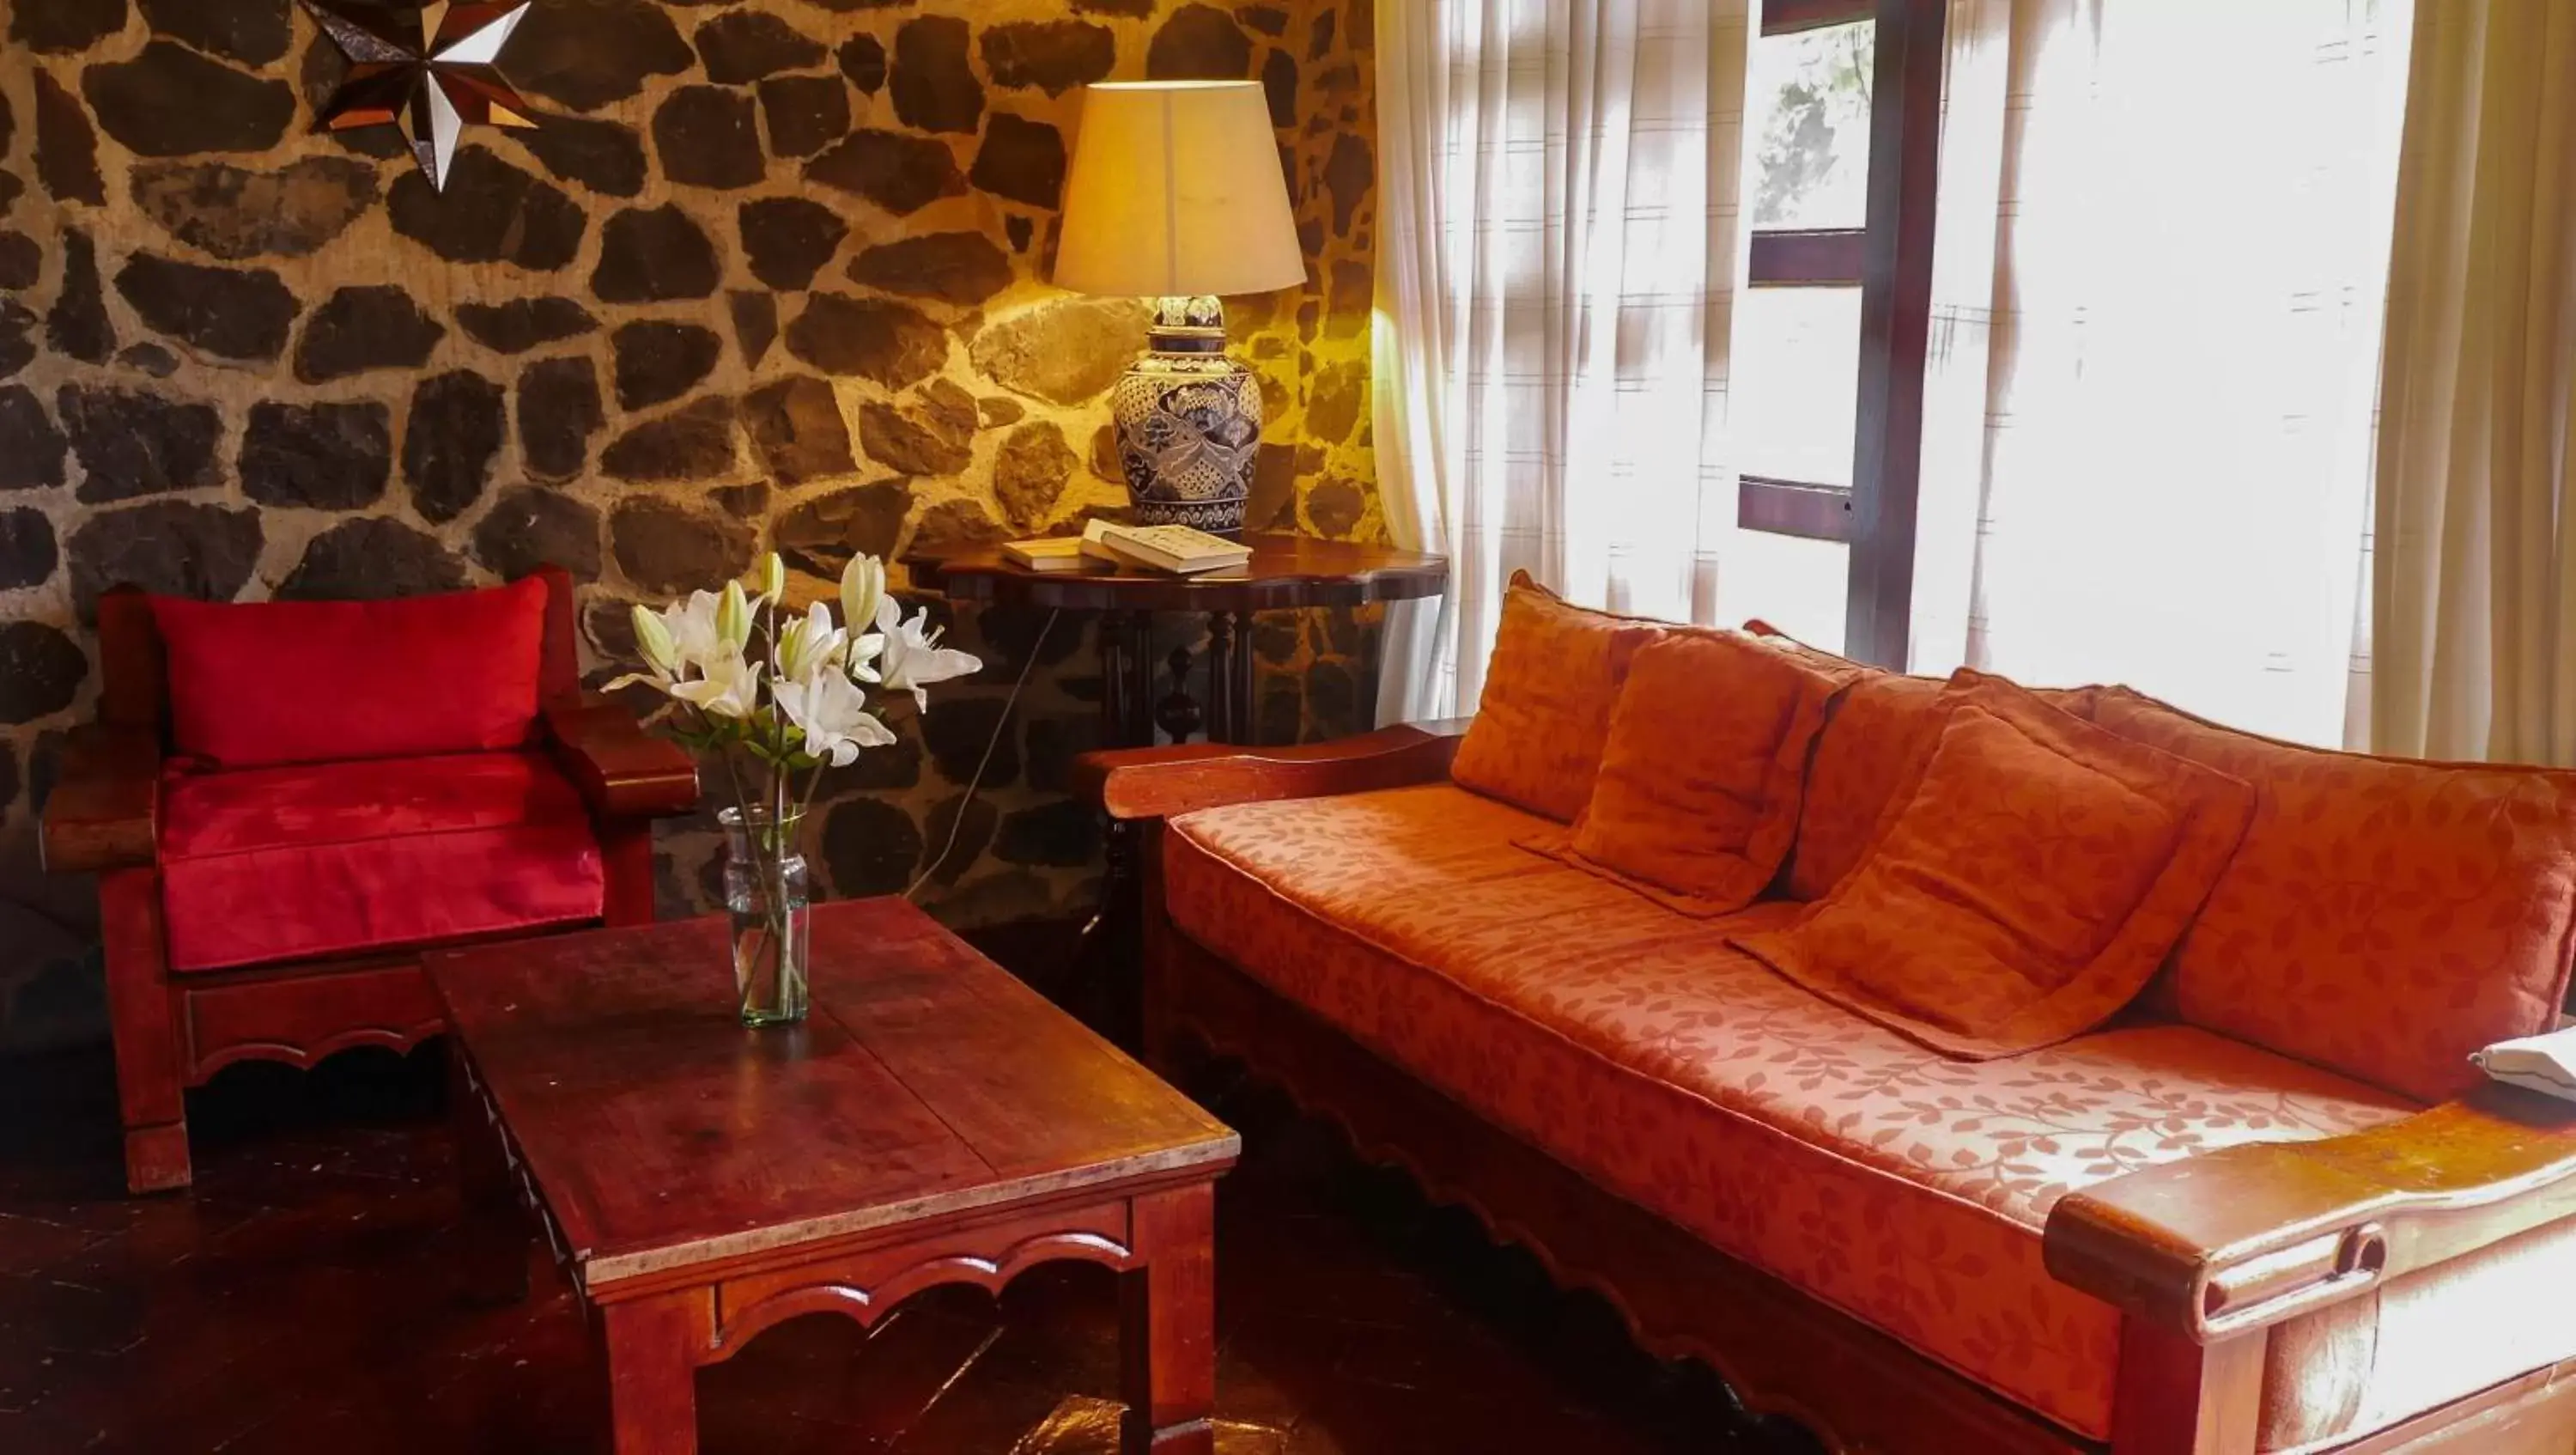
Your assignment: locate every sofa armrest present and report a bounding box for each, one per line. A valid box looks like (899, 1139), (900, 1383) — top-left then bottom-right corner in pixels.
(2044, 1084), (2576, 1343)
(543, 699), (700, 821)
(40, 723), (162, 874)
(1077, 719), (1473, 822)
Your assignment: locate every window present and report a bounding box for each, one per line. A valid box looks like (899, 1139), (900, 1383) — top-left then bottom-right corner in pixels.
(1722, 5), (1876, 646)
(1722, 0), (1945, 663)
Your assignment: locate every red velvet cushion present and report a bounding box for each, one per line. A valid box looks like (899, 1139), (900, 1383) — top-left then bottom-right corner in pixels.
(158, 752), (604, 972)
(151, 578), (547, 770)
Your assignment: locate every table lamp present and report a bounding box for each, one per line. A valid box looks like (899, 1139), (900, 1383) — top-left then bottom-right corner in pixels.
(1054, 81), (1307, 536)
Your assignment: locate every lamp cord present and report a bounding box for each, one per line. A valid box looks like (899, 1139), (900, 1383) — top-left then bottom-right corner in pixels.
(905, 608), (1060, 903)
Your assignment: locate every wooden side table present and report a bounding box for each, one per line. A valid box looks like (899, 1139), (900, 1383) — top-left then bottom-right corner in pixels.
(908, 534), (1449, 1036)
(908, 533), (1449, 749)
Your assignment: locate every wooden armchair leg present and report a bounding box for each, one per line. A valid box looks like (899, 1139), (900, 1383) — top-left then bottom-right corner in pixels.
(2111, 1323), (2263, 1455)
(100, 869), (190, 1194)
(598, 822), (658, 929)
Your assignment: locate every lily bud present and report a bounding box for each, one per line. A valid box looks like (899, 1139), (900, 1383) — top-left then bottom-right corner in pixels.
(761, 551), (786, 601)
(717, 580), (751, 651)
(632, 604), (678, 677)
(840, 556), (885, 640)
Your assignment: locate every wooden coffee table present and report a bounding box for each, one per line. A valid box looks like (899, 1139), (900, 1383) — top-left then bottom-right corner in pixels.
(424, 898), (1240, 1455)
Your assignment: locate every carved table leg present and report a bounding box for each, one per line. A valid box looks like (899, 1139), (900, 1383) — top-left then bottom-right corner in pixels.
(1154, 644), (1204, 746)
(602, 1297), (702, 1455)
(1121, 1184), (1218, 1455)
(449, 1046), (529, 1306)
(1200, 615), (1231, 741)
(1222, 612), (1255, 746)
(1127, 613), (1159, 745)
(1075, 814), (1141, 1040)
(1099, 610), (1133, 749)
(1080, 610), (1155, 1040)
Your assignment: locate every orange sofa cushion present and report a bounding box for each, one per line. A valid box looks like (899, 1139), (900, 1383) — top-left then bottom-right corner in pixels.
(1543, 631), (1856, 914)
(1743, 624), (2102, 900)
(1161, 783), (2411, 1442)
(1735, 674), (2257, 1057)
(1449, 572), (1660, 822)
(2093, 688), (2576, 1103)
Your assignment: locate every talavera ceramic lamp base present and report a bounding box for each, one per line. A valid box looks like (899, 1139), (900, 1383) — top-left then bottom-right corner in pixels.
(1052, 80), (1306, 538)
(1109, 295), (1262, 534)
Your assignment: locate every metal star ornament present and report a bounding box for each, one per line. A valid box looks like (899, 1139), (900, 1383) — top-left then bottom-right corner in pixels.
(302, 1), (539, 192)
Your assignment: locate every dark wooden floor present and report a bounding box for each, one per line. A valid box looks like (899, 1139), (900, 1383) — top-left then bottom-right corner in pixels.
(0, 1044), (1820, 1454)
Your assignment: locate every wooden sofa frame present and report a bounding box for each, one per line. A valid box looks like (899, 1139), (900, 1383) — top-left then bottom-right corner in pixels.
(1081, 724), (2576, 1455)
(39, 566), (700, 1196)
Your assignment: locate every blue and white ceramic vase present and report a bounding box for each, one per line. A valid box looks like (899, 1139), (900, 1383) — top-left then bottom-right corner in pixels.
(1109, 295), (1261, 535)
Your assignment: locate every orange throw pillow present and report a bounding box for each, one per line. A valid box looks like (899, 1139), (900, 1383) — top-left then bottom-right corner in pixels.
(1733, 674), (2256, 1058)
(1450, 572), (1661, 822)
(1545, 632), (1857, 914)
(1743, 623), (2105, 900)
(2094, 687), (2576, 1103)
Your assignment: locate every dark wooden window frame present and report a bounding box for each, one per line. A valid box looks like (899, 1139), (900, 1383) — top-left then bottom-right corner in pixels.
(1762, 0), (1874, 34)
(1739, 475), (1854, 542)
(1749, 230), (1866, 289)
(1733, 0), (1945, 667)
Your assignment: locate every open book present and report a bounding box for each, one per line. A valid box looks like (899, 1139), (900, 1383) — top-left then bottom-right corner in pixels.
(2471, 1020), (2576, 1102)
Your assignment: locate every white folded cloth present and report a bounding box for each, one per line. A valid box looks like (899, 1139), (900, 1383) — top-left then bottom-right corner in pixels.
(2471, 1022), (2576, 1102)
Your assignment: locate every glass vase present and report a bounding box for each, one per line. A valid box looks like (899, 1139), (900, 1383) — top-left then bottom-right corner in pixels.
(720, 806), (810, 1027)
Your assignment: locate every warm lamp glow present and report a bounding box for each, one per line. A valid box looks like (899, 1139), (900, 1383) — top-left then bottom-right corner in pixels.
(1054, 81), (1305, 300)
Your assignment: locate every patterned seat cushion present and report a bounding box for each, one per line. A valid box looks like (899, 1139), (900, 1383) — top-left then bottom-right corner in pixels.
(1163, 784), (2413, 1441)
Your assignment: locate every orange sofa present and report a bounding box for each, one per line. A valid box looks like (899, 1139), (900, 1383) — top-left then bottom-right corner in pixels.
(1085, 593), (2576, 1455)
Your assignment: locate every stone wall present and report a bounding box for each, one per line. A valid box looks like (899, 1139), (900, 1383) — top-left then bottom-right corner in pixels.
(0, 0), (1381, 1050)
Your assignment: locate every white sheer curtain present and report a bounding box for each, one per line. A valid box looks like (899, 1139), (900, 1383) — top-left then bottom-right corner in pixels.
(1374, 0), (1753, 724)
(1911, 0), (2414, 746)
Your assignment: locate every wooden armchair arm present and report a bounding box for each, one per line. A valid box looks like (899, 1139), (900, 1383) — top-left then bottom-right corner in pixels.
(543, 699), (700, 821)
(40, 723), (162, 874)
(2044, 1084), (2576, 1343)
(1077, 719), (1473, 822)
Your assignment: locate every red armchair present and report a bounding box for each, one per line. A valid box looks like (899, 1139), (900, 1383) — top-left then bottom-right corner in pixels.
(41, 567), (698, 1194)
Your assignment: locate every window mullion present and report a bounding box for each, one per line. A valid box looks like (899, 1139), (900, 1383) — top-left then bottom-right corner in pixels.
(1843, 0), (1944, 668)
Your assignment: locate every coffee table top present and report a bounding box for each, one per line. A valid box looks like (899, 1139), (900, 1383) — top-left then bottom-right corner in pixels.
(425, 898), (1238, 1288)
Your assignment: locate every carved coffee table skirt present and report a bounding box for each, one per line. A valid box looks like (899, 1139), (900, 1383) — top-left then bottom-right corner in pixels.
(426, 899), (1240, 1455)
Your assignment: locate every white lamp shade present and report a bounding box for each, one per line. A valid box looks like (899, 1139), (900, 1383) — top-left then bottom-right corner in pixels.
(1054, 81), (1307, 300)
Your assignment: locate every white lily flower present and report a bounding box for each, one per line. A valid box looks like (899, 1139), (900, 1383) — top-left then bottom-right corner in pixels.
(773, 666), (896, 766)
(659, 590), (726, 668)
(631, 604), (680, 679)
(759, 551), (786, 602)
(846, 630), (886, 685)
(874, 594), (983, 710)
(605, 600), (708, 695)
(840, 556), (885, 646)
(715, 580), (753, 654)
(668, 648), (761, 719)
(772, 600), (849, 684)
